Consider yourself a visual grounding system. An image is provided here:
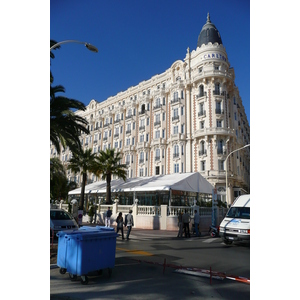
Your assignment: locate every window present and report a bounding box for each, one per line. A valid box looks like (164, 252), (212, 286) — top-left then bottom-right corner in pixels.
(155, 166), (160, 175)
(139, 168), (144, 177)
(126, 155), (130, 164)
(201, 160), (206, 171)
(173, 125), (179, 134)
(162, 112), (165, 121)
(217, 120), (222, 127)
(126, 138), (130, 146)
(114, 141), (118, 148)
(140, 134), (144, 142)
(200, 121), (205, 129)
(218, 160), (225, 171)
(155, 130), (160, 139)
(140, 152), (144, 163)
(218, 140), (224, 154)
(119, 140), (122, 148)
(162, 129), (165, 138)
(215, 83), (220, 95)
(174, 163), (179, 173)
(155, 148), (160, 159)
(174, 91), (178, 100)
(147, 118), (149, 126)
(146, 133), (149, 142)
(174, 108), (179, 117)
(132, 137), (135, 145)
(181, 106), (184, 115)
(199, 67), (203, 73)
(174, 144), (179, 158)
(181, 124), (184, 134)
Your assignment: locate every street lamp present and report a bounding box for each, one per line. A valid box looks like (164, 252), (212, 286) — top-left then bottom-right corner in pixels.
(225, 144), (250, 207)
(50, 39), (98, 52)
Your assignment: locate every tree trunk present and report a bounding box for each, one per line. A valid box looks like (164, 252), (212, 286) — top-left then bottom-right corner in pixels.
(79, 172), (87, 210)
(106, 174), (111, 204)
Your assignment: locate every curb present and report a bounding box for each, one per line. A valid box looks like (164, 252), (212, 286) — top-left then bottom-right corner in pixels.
(51, 264), (58, 269)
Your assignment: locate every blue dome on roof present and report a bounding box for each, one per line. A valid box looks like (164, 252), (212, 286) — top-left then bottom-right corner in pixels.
(197, 13), (223, 48)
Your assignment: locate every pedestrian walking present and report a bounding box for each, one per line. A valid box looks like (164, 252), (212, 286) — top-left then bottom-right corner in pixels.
(177, 210), (183, 238)
(194, 209), (200, 236)
(125, 209), (134, 240)
(105, 207), (112, 227)
(182, 209), (191, 238)
(116, 212), (124, 239)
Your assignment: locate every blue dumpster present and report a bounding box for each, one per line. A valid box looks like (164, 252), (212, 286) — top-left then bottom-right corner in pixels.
(56, 229), (118, 284)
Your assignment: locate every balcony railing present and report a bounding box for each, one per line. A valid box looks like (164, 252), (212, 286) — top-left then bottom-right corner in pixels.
(139, 159), (144, 164)
(126, 130), (131, 135)
(139, 125), (145, 131)
(196, 92), (206, 98)
(199, 149), (207, 156)
(154, 121), (161, 126)
(198, 110), (206, 117)
(213, 90), (220, 95)
(171, 98), (181, 104)
(172, 115), (179, 121)
(173, 153), (180, 159)
(215, 108), (224, 114)
(155, 156), (160, 161)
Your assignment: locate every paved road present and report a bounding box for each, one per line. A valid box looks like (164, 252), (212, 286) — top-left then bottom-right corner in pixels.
(50, 228), (250, 299)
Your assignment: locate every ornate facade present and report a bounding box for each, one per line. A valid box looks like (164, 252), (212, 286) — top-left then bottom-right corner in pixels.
(50, 13), (250, 204)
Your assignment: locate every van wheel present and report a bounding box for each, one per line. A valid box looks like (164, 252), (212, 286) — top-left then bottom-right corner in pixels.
(223, 239), (233, 245)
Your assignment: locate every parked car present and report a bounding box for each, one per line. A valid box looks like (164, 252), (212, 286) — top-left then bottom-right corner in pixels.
(219, 194), (250, 245)
(50, 209), (79, 237)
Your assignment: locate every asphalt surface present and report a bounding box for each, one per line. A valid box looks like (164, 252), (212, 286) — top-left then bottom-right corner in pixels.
(50, 224), (250, 299)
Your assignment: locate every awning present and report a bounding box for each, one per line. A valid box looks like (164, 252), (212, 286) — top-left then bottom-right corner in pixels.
(68, 172), (213, 195)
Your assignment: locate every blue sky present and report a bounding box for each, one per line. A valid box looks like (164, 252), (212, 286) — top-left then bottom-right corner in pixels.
(50, 0), (250, 122)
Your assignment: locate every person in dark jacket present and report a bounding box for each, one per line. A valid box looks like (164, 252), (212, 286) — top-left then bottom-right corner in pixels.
(105, 207), (112, 227)
(116, 212), (124, 239)
(182, 209), (191, 238)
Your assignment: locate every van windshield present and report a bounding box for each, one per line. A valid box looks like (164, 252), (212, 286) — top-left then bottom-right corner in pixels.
(226, 207), (250, 219)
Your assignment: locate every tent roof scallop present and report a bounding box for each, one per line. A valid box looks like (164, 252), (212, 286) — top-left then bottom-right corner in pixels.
(68, 172), (213, 195)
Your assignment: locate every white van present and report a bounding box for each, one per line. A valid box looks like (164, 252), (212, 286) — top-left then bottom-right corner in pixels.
(219, 194), (250, 245)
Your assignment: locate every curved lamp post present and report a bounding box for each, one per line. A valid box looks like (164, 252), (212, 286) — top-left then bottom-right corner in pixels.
(225, 144), (250, 207)
(50, 39), (98, 52)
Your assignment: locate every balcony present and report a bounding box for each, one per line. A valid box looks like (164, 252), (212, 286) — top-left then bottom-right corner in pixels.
(196, 92), (206, 98)
(154, 121), (161, 127)
(153, 104), (162, 110)
(193, 127), (235, 139)
(139, 159), (145, 164)
(114, 133), (119, 139)
(172, 115), (180, 122)
(198, 110), (206, 117)
(215, 108), (224, 115)
(213, 90), (220, 96)
(93, 140), (98, 144)
(198, 150), (207, 156)
(155, 156), (161, 161)
(139, 125), (145, 131)
(171, 98), (181, 105)
(173, 153), (180, 159)
(103, 137), (108, 141)
(126, 130), (131, 135)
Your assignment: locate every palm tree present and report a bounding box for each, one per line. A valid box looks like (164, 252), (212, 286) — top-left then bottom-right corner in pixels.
(67, 148), (97, 210)
(50, 84), (89, 153)
(92, 148), (127, 204)
(50, 39), (89, 154)
(50, 157), (68, 200)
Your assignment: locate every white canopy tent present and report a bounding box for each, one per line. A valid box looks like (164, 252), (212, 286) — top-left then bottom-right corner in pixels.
(68, 172), (213, 196)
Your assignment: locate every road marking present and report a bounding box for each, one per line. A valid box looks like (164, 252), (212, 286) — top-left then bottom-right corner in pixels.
(202, 238), (221, 243)
(116, 247), (153, 256)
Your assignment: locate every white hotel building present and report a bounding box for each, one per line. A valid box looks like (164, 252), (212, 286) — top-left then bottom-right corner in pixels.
(50, 13), (250, 205)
